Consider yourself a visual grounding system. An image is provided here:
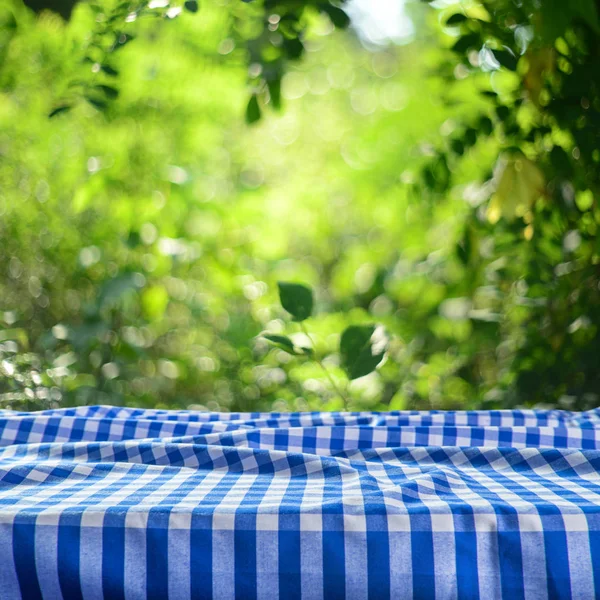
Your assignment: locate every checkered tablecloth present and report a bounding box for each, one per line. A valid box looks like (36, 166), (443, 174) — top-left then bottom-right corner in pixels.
(1, 405), (599, 599)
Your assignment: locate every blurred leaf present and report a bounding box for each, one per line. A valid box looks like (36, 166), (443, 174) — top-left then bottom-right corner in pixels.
(267, 78), (281, 110)
(450, 138), (464, 156)
(479, 116), (493, 135)
(277, 282), (313, 322)
(86, 96), (107, 111)
(245, 94), (261, 124)
(495, 105), (510, 121)
(463, 127), (477, 147)
(263, 334), (295, 353)
(340, 325), (386, 380)
(445, 13), (467, 26)
(48, 105), (71, 118)
(184, 0), (199, 13)
(263, 334), (313, 356)
(100, 64), (119, 77)
(113, 33), (135, 50)
(490, 48), (517, 71)
(126, 231), (141, 248)
(452, 33), (481, 54)
(95, 84), (119, 99)
(488, 155), (545, 222)
(283, 37), (304, 60)
(319, 4), (350, 29)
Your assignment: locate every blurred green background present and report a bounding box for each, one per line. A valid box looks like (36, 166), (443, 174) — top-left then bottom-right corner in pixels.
(1, 0), (600, 413)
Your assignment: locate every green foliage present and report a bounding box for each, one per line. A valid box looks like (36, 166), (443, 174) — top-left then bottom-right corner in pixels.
(262, 334), (312, 356)
(413, 0), (600, 408)
(238, 0), (351, 119)
(340, 325), (386, 380)
(262, 282), (388, 407)
(1, 0), (600, 413)
(12, 0), (350, 119)
(277, 282), (313, 322)
(245, 93), (261, 124)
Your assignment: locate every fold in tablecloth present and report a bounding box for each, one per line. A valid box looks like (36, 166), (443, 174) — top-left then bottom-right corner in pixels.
(0, 405), (599, 599)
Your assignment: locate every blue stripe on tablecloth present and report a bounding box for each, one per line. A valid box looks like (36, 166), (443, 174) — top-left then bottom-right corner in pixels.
(279, 470), (306, 599)
(497, 528), (525, 598)
(590, 530), (600, 598)
(147, 510), (170, 600)
(411, 524), (435, 600)
(13, 520), (42, 600)
(0, 520), (18, 597)
(57, 514), (84, 600)
(366, 527), (390, 600)
(235, 514), (258, 600)
(455, 516), (479, 600)
(544, 529), (571, 599)
(279, 521), (301, 598)
(323, 528), (346, 600)
(190, 514), (213, 600)
(102, 512), (126, 600)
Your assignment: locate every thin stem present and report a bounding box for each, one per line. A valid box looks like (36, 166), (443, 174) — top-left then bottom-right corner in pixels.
(299, 322), (349, 411)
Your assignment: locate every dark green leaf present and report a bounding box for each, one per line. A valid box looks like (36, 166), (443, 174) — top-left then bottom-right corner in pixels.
(464, 127), (477, 147)
(263, 334), (296, 354)
(495, 104), (510, 121)
(423, 165), (436, 190)
(277, 282), (313, 322)
(184, 0), (199, 12)
(445, 13), (467, 26)
(450, 138), (465, 156)
(340, 325), (386, 380)
(263, 334), (313, 356)
(283, 38), (304, 60)
(95, 85), (119, 99)
(126, 231), (141, 248)
(246, 94), (261, 124)
(49, 105), (71, 118)
(319, 4), (350, 29)
(480, 90), (498, 99)
(452, 34), (481, 54)
(113, 33), (134, 50)
(479, 116), (493, 135)
(456, 240), (469, 265)
(490, 48), (518, 71)
(267, 78), (281, 110)
(100, 64), (119, 77)
(86, 96), (107, 111)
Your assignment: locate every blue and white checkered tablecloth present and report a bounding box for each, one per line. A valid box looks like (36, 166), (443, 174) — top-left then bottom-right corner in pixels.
(1, 406), (600, 599)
